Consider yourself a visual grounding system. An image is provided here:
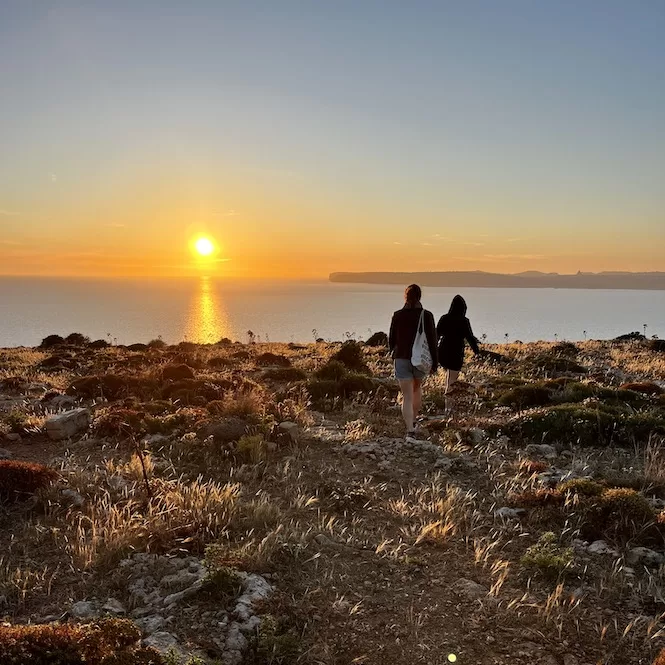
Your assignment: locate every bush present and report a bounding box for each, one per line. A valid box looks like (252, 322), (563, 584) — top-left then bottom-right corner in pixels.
(503, 403), (665, 447)
(147, 338), (167, 350)
(0, 460), (59, 502)
(521, 532), (573, 580)
(65, 332), (90, 346)
(526, 354), (586, 375)
(584, 487), (656, 544)
(620, 382), (664, 396)
(89, 339), (110, 349)
(558, 478), (605, 497)
(263, 367), (307, 382)
(498, 384), (553, 408)
(246, 614), (301, 665)
(236, 434), (268, 463)
(653, 648), (665, 665)
(365, 331), (388, 347)
(207, 356), (233, 368)
(508, 488), (563, 508)
(551, 342), (579, 357)
(40, 334), (65, 348)
(315, 360), (347, 381)
(256, 352), (291, 368)
(330, 340), (370, 373)
(0, 618), (164, 665)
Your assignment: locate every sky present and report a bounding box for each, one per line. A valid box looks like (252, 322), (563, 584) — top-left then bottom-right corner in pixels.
(1, 0), (664, 278)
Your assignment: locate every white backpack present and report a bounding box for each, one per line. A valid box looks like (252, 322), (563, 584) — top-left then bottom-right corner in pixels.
(411, 310), (432, 373)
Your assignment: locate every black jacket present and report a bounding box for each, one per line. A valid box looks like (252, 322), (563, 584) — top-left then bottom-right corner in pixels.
(436, 314), (480, 371)
(389, 306), (438, 371)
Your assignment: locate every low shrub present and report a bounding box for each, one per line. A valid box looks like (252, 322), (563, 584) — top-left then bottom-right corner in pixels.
(508, 488), (563, 508)
(551, 341), (579, 357)
(653, 648), (665, 665)
(263, 367), (308, 382)
(236, 434), (268, 463)
(65, 332), (90, 346)
(207, 355), (233, 368)
(330, 340), (370, 373)
(0, 618), (164, 665)
(584, 487), (656, 544)
(256, 352), (291, 367)
(40, 334), (65, 348)
(0, 460), (59, 502)
(315, 360), (347, 381)
(521, 532), (573, 581)
(246, 614), (301, 665)
(147, 338), (167, 350)
(89, 339), (110, 349)
(365, 331), (388, 347)
(526, 353), (586, 376)
(558, 478), (605, 497)
(498, 384), (553, 408)
(620, 382), (664, 396)
(517, 459), (549, 476)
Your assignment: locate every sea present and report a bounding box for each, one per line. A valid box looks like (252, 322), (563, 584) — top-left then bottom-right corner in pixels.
(1, 277), (664, 348)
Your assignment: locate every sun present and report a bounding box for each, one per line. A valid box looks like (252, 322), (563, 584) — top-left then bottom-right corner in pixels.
(194, 236), (215, 256)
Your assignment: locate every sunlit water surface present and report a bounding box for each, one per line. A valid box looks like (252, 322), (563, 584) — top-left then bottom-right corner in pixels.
(1, 277), (664, 347)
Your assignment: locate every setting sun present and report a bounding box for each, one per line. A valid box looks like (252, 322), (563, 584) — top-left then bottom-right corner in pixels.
(194, 237), (215, 256)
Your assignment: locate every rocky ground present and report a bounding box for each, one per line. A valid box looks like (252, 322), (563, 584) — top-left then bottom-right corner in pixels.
(1, 334), (665, 664)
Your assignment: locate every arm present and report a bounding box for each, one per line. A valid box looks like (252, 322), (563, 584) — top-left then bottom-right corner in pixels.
(425, 311), (439, 372)
(465, 318), (480, 355)
(388, 313), (397, 355)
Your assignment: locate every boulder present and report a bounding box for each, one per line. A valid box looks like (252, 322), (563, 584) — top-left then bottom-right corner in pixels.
(451, 578), (488, 601)
(46, 408), (90, 440)
(102, 598), (126, 615)
(199, 418), (249, 443)
(71, 600), (98, 619)
(627, 547), (665, 568)
(525, 444), (557, 460)
(588, 540), (618, 557)
(61, 489), (85, 508)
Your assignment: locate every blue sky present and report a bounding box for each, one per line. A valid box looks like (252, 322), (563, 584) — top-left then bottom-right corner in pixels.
(1, 1), (664, 276)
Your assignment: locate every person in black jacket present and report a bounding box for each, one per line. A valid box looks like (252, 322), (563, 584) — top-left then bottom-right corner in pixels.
(436, 295), (480, 400)
(389, 284), (438, 437)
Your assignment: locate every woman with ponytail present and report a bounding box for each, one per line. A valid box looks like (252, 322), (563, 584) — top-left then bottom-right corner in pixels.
(389, 284), (438, 438)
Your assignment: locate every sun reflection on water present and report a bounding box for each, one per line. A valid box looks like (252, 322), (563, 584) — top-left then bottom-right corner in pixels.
(184, 276), (230, 343)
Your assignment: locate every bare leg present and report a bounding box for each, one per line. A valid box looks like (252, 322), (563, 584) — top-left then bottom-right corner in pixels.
(413, 378), (423, 423)
(445, 369), (459, 412)
(398, 379), (415, 432)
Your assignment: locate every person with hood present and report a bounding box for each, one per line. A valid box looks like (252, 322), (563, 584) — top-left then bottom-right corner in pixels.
(436, 295), (480, 396)
(389, 284), (438, 437)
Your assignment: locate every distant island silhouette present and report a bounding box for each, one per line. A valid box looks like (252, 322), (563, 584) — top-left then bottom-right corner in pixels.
(329, 271), (665, 290)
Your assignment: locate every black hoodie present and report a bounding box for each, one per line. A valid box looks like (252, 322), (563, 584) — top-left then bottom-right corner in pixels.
(436, 295), (480, 371)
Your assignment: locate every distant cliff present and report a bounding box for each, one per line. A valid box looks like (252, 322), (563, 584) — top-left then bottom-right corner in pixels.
(329, 271), (665, 290)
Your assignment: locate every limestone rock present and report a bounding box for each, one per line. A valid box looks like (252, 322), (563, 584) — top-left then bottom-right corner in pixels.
(71, 600), (98, 619)
(135, 615), (166, 634)
(495, 507), (525, 519)
(525, 444), (557, 460)
(102, 598), (126, 615)
(588, 540), (618, 557)
(627, 546), (665, 568)
(451, 578), (488, 601)
(0, 448), (13, 459)
(46, 408), (90, 440)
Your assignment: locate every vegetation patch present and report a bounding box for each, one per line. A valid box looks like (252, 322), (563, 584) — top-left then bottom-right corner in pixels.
(0, 461), (59, 502)
(521, 531), (574, 581)
(0, 618), (163, 665)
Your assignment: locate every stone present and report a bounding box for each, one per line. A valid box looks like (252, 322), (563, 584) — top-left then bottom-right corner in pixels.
(627, 547), (665, 568)
(525, 444), (557, 460)
(5, 433), (21, 443)
(588, 540), (618, 556)
(199, 418), (249, 443)
(160, 570), (201, 590)
(71, 600), (98, 619)
(0, 448), (13, 459)
(61, 489), (85, 508)
(563, 655), (580, 665)
(468, 427), (486, 444)
(233, 573), (271, 622)
(162, 579), (205, 607)
(46, 408), (90, 440)
(135, 614), (165, 634)
(278, 421), (300, 442)
(102, 598), (126, 615)
(143, 631), (180, 653)
(451, 578), (488, 601)
(495, 507), (524, 520)
(50, 394), (77, 410)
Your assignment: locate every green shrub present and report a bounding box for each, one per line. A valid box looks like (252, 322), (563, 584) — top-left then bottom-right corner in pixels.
(40, 334), (65, 348)
(200, 561), (242, 605)
(330, 340), (370, 374)
(263, 367), (308, 382)
(526, 354), (586, 375)
(246, 614), (300, 665)
(558, 478), (605, 497)
(256, 353), (291, 367)
(521, 532), (573, 580)
(147, 338), (167, 350)
(65, 332), (90, 346)
(584, 488), (656, 544)
(0, 618), (163, 665)
(315, 360), (347, 381)
(498, 384), (553, 408)
(237, 434), (268, 463)
(0, 461), (59, 502)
